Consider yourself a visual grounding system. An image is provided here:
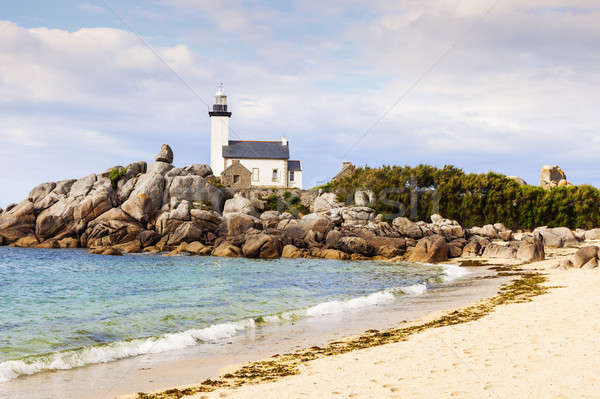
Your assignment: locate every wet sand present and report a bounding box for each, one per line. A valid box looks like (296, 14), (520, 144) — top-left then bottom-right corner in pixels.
(1, 265), (504, 399)
(135, 248), (600, 399)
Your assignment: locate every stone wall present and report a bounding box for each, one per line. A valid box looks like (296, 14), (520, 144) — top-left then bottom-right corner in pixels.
(221, 160), (251, 189)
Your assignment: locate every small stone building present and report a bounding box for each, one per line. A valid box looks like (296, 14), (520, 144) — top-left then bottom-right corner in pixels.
(332, 162), (355, 181)
(221, 160), (252, 189)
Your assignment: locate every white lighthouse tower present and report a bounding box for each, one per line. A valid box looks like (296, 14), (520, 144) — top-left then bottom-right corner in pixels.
(209, 83), (231, 176)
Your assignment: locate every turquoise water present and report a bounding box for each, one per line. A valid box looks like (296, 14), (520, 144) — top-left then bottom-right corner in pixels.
(0, 247), (464, 382)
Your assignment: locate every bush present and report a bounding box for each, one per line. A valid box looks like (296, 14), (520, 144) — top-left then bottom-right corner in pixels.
(108, 167), (127, 190)
(206, 176), (224, 189)
(322, 164), (600, 230)
(264, 192), (309, 218)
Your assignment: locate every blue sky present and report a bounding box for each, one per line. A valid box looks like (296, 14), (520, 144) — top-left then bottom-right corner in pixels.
(2, 0), (600, 207)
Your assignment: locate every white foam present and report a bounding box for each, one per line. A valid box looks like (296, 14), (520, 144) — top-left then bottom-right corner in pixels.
(399, 283), (428, 295)
(262, 315), (283, 323)
(305, 290), (396, 317)
(0, 318), (255, 383)
(440, 263), (470, 282)
(1, 267), (466, 383)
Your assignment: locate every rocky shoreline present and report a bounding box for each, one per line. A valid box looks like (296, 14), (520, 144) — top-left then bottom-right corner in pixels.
(1, 145), (599, 268)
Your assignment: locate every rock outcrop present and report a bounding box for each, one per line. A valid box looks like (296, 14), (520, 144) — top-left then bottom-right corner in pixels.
(0, 201), (36, 243)
(507, 176), (527, 186)
(313, 192), (343, 213)
(282, 244), (304, 258)
(130, 172), (165, 211)
(337, 236), (375, 257)
(354, 190), (376, 207)
(392, 217), (423, 239)
(212, 242), (242, 257)
(222, 213), (261, 237)
(242, 234), (282, 259)
(4, 145), (582, 269)
(539, 165), (572, 189)
(340, 207), (376, 227)
(409, 235), (449, 263)
(223, 195), (257, 216)
(298, 213), (333, 236)
(573, 246), (599, 268)
(168, 175), (224, 213)
(516, 235), (545, 263)
(534, 227), (579, 248)
(462, 236), (490, 257)
(585, 229), (600, 241)
(482, 243), (518, 259)
(184, 164), (213, 178)
(155, 144), (174, 163)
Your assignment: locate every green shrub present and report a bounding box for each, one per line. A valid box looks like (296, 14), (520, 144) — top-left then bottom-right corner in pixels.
(108, 167), (127, 190)
(264, 192), (309, 218)
(324, 164), (600, 230)
(206, 176), (224, 189)
(288, 194), (301, 205)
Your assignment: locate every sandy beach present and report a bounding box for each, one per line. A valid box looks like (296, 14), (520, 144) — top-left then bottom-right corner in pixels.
(125, 247), (600, 399)
(2, 258), (504, 399)
(3, 2), (600, 398)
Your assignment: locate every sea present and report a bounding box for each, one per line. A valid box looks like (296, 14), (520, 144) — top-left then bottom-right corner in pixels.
(0, 247), (470, 388)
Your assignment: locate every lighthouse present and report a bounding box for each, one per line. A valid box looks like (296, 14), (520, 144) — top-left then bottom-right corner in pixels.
(207, 84), (303, 189)
(209, 83), (231, 176)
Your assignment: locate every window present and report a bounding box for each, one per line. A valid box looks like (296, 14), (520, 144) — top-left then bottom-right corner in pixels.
(272, 169), (279, 182)
(252, 168), (259, 182)
(233, 175), (240, 184)
(289, 171), (295, 182)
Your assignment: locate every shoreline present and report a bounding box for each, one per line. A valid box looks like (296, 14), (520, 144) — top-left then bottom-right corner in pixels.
(3, 244), (597, 398)
(122, 251), (576, 399)
(0, 257), (502, 399)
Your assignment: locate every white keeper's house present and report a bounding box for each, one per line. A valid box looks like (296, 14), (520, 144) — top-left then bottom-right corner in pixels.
(209, 84), (303, 189)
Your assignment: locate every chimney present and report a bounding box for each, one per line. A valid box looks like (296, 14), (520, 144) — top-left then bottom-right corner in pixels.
(281, 136), (288, 146)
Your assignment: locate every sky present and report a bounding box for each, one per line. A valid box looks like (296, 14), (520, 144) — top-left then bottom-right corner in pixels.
(1, 0), (600, 208)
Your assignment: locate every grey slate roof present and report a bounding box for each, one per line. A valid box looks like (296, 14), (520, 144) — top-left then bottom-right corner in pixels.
(288, 160), (302, 171)
(223, 140), (289, 159)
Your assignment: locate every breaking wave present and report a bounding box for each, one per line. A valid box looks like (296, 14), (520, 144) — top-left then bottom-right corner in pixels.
(0, 319), (255, 383)
(440, 263), (470, 282)
(0, 264), (468, 383)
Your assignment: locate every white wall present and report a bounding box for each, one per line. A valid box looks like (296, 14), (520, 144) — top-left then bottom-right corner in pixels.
(288, 170), (302, 189)
(225, 158), (288, 187)
(210, 116), (229, 176)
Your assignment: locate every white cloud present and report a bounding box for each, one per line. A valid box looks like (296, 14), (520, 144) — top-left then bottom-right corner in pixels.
(0, 117), (145, 157)
(0, 21), (207, 106)
(1, 128), (45, 147)
(79, 3), (107, 14)
(163, 0), (249, 32)
(3, 0), (600, 204)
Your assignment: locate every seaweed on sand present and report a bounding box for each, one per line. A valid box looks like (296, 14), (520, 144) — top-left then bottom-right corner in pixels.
(137, 271), (557, 399)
